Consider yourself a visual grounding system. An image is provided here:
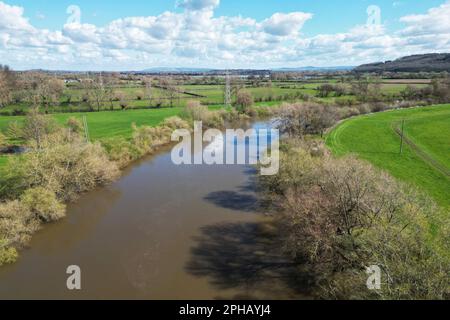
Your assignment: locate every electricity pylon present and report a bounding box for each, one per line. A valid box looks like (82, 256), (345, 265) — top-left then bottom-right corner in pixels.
(225, 71), (231, 107)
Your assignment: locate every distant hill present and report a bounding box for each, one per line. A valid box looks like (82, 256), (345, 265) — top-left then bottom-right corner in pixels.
(355, 53), (450, 73)
(272, 66), (354, 72)
(141, 67), (214, 73)
(140, 66), (354, 74)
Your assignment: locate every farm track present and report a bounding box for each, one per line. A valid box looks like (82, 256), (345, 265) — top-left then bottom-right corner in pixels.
(392, 123), (450, 178)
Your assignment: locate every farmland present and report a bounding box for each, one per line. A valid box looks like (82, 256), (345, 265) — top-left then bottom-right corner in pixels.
(326, 104), (450, 207)
(1, 72), (449, 300)
(0, 0), (449, 301)
(0, 77), (443, 174)
(0, 78), (430, 115)
(0, 107), (184, 140)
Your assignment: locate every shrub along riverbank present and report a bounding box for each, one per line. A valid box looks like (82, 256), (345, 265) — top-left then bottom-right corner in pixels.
(0, 111), (121, 265)
(259, 138), (449, 299)
(1, 99), (448, 301)
(257, 103), (449, 299)
(0, 102), (275, 265)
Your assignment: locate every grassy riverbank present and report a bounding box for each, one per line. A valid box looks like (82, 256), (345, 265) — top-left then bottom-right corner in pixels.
(326, 104), (450, 207)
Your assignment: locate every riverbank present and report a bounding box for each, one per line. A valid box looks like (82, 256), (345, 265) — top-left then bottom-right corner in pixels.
(0, 104), (279, 266)
(257, 135), (449, 299)
(0, 100), (444, 267)
(0, 120), (310, 300)
(326, 104), (450, 207)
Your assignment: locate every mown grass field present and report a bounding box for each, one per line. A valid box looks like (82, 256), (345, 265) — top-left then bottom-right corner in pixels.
(405, 115), (450, 170)
(326, 104), (450, 207)
(0, 107), (184, 141)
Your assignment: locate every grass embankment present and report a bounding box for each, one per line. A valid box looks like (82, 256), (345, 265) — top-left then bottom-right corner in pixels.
(0, 107), (183, 169)
(326, 104), (450, 207)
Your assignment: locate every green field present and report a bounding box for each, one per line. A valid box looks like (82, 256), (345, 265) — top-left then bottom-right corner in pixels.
(405, 115), (450, 170)
(326, 104), (450, 207)
(2, 84), (314, 113)
(1, 79), (427, 115)
(0, 107), (184, 141)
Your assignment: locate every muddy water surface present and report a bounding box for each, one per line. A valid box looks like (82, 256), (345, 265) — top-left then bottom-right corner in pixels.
(0, 122), (307, 300)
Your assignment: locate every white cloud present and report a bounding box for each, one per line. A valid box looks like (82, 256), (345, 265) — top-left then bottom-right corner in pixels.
(0, 1), (34, 31)
(262, 12), (313, 36)
(400, 0), (450, 36)
(0, 0), (449, 70)
(63, 23), (100, 43)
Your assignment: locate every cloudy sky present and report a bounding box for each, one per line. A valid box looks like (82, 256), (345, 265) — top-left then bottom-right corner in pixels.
(0, 0), (449, 70)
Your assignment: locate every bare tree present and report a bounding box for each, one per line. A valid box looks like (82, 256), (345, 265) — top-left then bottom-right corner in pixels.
(351, 77), (370, 98)
(20, 72), (41, 107)
(21, 73), (64, 112)
(82, 75), (106, 112)
(431, 76), (450, 102)
(45, 78), (65, 108)
(317, 84), (334, 98)
(0, 71), (11, 109)
(231, 77), (245, 98)
(114, 91), (128, 110)
(277, 104), (337, 138)
(91, 75), (106, 112)
(160, 78), (178, 108)
(0, 132), (6, 149)
(103, 75), (117, 111)
(235, 90), (254, 111)
(352, 76), (383, 102)
(0, 65), (15, 109)
(22, 108), (58, 148)
(144, 77), (153, 108)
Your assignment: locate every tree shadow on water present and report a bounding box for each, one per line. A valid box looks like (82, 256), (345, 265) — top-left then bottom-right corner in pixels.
(204, 191), (261, 213)
(204, 168), (267, 213)
(185, 222), (313, 300)
(239, 167), (265, 193)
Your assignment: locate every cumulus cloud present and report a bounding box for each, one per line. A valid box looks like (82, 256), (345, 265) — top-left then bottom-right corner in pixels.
(262, 12), (313, 36)
(0, 0), (449, 70)
(0, 1), (33, 31)
(177, 0), (220, 11)
(400, 0), (450, 36)
(63, 23), (100, 43)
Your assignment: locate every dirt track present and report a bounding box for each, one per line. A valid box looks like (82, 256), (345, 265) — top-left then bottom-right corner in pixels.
(393, 124), (450, 178)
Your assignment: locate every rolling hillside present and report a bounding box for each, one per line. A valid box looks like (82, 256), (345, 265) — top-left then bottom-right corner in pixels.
(355, 53), (450, 73)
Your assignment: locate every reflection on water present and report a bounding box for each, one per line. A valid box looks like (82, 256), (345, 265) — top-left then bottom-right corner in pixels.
(0, 121), (307, 300)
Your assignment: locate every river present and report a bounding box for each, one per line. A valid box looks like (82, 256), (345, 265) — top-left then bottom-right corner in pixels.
(0, 121), (308, 300)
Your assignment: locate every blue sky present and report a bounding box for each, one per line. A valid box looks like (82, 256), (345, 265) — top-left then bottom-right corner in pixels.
(8, 0), (445, 35)
(0, 0), (449, 70)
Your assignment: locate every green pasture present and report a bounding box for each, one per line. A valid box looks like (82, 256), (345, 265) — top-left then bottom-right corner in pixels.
(326, 104), (450, 207)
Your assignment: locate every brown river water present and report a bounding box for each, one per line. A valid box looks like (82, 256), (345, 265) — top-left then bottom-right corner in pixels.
(0, 122), (308, 300)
